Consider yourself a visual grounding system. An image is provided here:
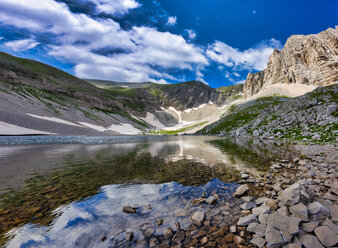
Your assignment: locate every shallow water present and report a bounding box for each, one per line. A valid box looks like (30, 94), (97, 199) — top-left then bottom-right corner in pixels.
(0, 135), (287, 247)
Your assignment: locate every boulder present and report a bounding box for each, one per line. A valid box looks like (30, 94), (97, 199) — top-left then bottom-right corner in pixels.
(299, 234), (324, 248)
(314, 226), (338, 247)
(265, 225), (286, 248)
(301, 221), (319, 233)
(267, 212), (301, 242)
(278, 182), (309, 207)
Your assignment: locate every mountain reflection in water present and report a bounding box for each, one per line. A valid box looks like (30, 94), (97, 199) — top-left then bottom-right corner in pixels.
(0, 136), (288, 247)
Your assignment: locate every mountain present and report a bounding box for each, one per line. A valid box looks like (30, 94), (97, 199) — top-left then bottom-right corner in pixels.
(244, 27), (338, 98)
(0, 52), (238, 135)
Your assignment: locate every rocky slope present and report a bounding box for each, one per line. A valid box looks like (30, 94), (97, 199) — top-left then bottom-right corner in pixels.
(198, 84), (338, 143)
(0, 52), (237, 135)
(244, 26), (338, 98)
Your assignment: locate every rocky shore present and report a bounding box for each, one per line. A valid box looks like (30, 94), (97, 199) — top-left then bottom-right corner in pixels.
(110, 144), (337, 248)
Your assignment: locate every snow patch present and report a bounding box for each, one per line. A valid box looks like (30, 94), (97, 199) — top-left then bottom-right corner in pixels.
(27, 114), (83, 127)
(78, 122), (140, 134)
(0, 121), (54, 135)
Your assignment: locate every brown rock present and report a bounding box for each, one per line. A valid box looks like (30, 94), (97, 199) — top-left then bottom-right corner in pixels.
(234, 235), (246, 245)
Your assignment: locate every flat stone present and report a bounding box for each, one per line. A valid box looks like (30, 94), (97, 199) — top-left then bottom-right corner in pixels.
(246, 223), (266, 237)
(289, 203), (308, 221)
(175, 208), (189, 217)
(265, 225), (286, 248)
(256, 197), (269, 205)
(206, 196), (217, 205)
(234, 184), (249, 196)
(123, 206), (137, 214)
(250, 236), (266, 248)
(299, 234), (324, 248)
(240, 202), (256, 210)
(237, 214), (258, 226)
(301, 221), (319, 232)
(190, 211), (205, 226)
(252, 205), (270, 215)
(314, 225), (338, 247)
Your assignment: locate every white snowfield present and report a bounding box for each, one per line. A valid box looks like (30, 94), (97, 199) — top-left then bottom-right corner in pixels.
(27, 114), (84, 127)
(0, 121), (54, 135)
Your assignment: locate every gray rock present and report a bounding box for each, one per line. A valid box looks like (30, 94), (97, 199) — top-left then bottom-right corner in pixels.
(240, 202), (256, 210)
(234, 184), (249, 196)
(307, 201), (326, 215)
(242, 196), (254, 202)
(265, 225), (286, 248)
(258, 214), (269, 225)
(289, 203), (308, 221)
(252, 205), (270, 215)
(278, 182), (309, 207)
(237, 214), (258, 226)
(206, 196), (217, 205)
(322, 218), (338, 233)
(267, 212), (301, 242)
(299, 234), (324, 248)
(175, 208), (189, 217)
(190, 211), (205, 226)
(250, 236), (266, 248)
(256, 197), (270, 205)
(314, 225), (338, 247)
(123, 206), (137, 214)
(247, 223), (266, 237)
(301, 221), (319, 232)
(172, 230), (185, 243)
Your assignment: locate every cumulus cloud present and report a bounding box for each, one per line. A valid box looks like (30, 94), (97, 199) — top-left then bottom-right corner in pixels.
(166, 16), (177, 26)
(206, 39), (282, 71)
(185, 29), (196, 39)
(4, 38), (39, 51)
(88, 0), (141, 15)
(0, 0), (207, 82)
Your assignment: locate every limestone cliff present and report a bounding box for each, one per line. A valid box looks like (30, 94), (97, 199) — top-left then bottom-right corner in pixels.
(244, 27), (338, 98)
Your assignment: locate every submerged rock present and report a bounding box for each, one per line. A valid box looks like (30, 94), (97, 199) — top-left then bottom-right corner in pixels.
(190, 211), (205, 226)
(123, 206), (137, 214)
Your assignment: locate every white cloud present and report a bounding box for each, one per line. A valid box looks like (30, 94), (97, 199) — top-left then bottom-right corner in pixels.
(89, 0), (141, 15)
(4, 38), (39, 51)
(0, 0), (207, 83)
(234, 80), (245, 85)
(206, 39), (282, 71)
(185, 29), (196, 39)
(166, 16), (177, 26)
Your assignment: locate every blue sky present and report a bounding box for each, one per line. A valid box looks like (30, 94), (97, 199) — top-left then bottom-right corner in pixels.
(0, 0), (336, 88)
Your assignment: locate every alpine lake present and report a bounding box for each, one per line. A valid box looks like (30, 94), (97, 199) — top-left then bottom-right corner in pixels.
(0, 135), (292, 248)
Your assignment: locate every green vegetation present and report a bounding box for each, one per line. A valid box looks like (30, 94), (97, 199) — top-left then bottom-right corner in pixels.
(199, 96), (286, 135)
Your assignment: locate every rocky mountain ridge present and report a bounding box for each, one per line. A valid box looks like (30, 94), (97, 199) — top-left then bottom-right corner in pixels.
(244, 26), (338, 98)
(0, 52), (237, 135)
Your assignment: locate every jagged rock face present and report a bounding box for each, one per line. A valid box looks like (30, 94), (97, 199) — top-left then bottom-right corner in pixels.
(244, 27), (338, 98)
